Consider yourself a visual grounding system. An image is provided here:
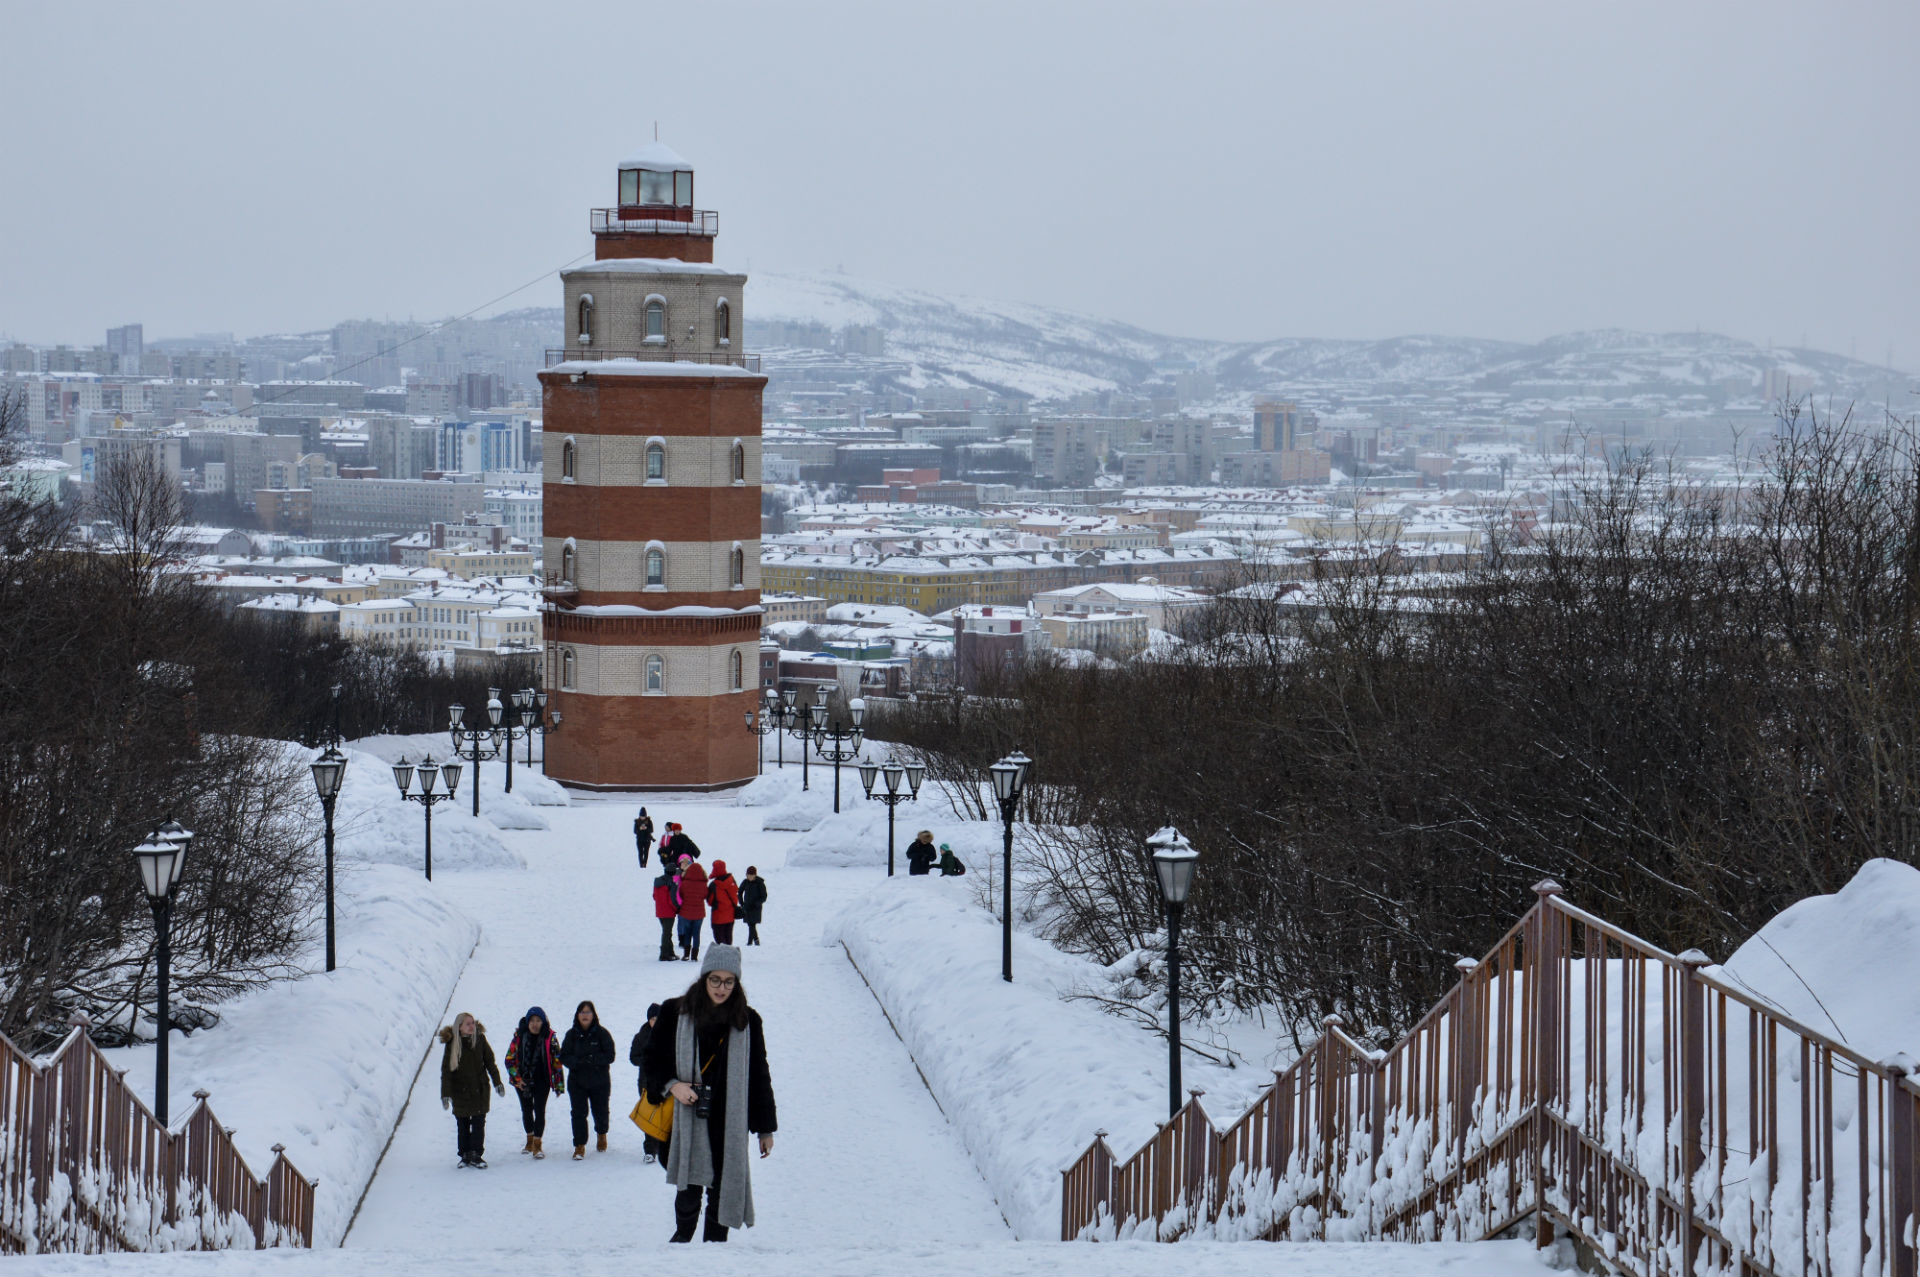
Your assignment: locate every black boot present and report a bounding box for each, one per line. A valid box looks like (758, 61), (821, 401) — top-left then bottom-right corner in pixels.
(671, 1187), (702, 1243)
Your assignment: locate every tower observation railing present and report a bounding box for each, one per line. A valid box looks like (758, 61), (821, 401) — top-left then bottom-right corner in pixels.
(1061, 881), (1920, 1277)
(0, 1025), (315, 1252)
(544, 348), (760, 372)
(590, 208), (719, 236)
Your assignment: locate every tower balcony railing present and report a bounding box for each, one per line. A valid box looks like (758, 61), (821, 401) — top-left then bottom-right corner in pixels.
(591, 208), (719, 236)
(544, 348), (761, 372)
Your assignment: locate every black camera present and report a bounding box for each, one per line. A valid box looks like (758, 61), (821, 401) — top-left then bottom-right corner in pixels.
(692, 1084), (712, 1120)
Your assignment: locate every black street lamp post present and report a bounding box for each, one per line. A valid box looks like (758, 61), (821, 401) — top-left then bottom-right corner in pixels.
(499, 687), (538, 794)
(859, 756), (926, 875)
(132, 821), (193, 1124)
(393, 754), (462, 880)
(989, 750), (1031, 982)
(785, 689), (815, 789)
(1148, 826), (1199, 1118)
(528, 691), (560, 771)
(448, 691), (502, 818)
(308, 745), (348, 972)
(812, 698), (865, 813)
(748, 688), (780, 774)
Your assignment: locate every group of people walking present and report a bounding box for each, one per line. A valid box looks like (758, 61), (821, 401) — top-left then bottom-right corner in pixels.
(437, 1000), (618, 1167)
(439, 948), (777, 1243)
(638, 809), (767, 961)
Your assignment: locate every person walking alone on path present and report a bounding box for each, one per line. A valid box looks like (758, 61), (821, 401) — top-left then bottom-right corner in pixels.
(560, 1000), (617, 1159)
(634, 807), (655, 869)
(505, 1006), (564, 1159)
(677, 857), (709, 961)
(906, 829), (939, 876)
(642, 946), (777, 1243)
(738, 867), (767, 946)
(937, 843), (967, 876)
(654, 863), (681, 963)
(707, 860), (739, 946)
(629, 1002), (666, 1164)
(439, 1011), (504, 1168)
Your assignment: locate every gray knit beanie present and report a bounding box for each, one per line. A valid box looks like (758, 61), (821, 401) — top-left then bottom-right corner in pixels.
(699, 944), (743, 978)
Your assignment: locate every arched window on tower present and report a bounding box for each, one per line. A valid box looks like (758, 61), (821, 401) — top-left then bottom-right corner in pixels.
(645, 653), (664, 694)
(645, 298), (666, 342)
(715, 298), (731, 347)
(646, 547), (665, 587)
(646, 442), (665, 482)
(730, 546), (744, 588)
(561, 438), (576, 481)
(561, 648), (577, 689)
(730, 650), (743, 690)
(560, 541), (576, 583)
(730, 442), (746, 484)
(577, 295), (593, 346)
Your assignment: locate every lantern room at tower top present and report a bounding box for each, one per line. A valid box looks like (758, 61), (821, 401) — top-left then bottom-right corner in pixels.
(593, 140), (718, 262)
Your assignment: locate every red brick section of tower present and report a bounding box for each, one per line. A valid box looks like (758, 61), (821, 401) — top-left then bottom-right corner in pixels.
(539, 142), (764, 791)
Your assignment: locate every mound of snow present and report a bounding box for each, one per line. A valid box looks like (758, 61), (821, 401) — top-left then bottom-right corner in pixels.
(761, 780), (838, 832)
(789, 808), (1003, 874)
(1716, 857), (1920, 1065)
(332, 741), (526, 871)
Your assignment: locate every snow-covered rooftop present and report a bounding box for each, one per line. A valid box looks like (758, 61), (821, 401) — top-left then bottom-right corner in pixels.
(561, 259), (740, 279)
(618, 139), (690, 172)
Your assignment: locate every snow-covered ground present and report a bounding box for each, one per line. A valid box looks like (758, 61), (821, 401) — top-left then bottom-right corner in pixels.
(36, 753), (1557, 1273)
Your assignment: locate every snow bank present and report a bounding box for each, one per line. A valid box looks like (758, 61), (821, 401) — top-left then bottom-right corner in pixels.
(1715, 857), (1920, 1065)
(329, 741), (526, 872)
(789, 808), (1003, 874)
(756, 771), (838, 832)
(825, 878), (1253, 1240)
(101, 865), (479, 1248)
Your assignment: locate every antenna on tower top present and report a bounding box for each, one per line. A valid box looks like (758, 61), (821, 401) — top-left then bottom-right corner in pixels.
(654, 121), (658, 141)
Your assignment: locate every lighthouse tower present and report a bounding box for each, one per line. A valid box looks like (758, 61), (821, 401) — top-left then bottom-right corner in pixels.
(539, 142), (763, 791)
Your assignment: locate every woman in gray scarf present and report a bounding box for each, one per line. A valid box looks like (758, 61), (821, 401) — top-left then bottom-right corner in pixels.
(641, 944), (777, 1243)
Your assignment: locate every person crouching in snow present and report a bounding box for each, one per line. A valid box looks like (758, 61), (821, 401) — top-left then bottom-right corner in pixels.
(506, 1005), (564, 1159)
(707, 860), (739, 946)
(560, 999), (617, 1159)
(677, 857), (709, 961)
(440, 1012), (503, 1168)
(937, 843), (967, 876)
(642, 945), (777, 1243)
(906, 829), (939, 875)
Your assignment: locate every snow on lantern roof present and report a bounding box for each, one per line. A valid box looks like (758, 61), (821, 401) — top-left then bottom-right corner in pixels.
(619, 140), (691, 172)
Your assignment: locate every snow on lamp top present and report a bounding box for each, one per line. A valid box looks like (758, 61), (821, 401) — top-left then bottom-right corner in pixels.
(619, 140), (693, 210)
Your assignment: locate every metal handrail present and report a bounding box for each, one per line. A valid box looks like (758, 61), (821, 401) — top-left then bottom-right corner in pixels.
(544, 348), (760, 372)
(591, 208), (718, 236)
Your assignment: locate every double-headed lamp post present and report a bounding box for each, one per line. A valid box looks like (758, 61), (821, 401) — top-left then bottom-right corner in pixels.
(858, 756), (926, 875)
(500, 687), (538, 794)
(748, 688), (780, 774)
(308, 744), (348, 972)
(989, 750), (1032, 983)
(448, 691), (502, 818)
(1148, 826), (1199, 1118)
(132, 820), (194, 1125)
(785, 689), (814, 789)
(393, 755), (462, 880)
(812, 697), (865, 813)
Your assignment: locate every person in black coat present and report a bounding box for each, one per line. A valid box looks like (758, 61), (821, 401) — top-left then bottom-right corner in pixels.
(629, 1001), (667, 1163)
(560, 999), (617, 1159)
(738, 867), (768, 946)
(905, 829), (939, 876)
(634, 807), (655, 868)
(663, 823), (702, 863)
(642, 948), (777, 1244)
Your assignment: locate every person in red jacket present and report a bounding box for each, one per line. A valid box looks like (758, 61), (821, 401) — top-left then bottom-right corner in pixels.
(653, 865), (679, 963)
(707, 860), (740, 946)
(676, 857), (708, 962)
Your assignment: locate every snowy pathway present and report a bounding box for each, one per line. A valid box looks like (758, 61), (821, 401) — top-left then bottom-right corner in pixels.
(344, 791), (1013, 1255)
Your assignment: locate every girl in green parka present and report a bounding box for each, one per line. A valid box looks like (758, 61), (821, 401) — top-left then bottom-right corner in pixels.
(440, 1011), (505, 1168)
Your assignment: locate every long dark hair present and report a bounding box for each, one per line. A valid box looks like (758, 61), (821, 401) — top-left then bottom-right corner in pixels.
(682, 975), (750, 1032)
(573, 999), (599, 1031)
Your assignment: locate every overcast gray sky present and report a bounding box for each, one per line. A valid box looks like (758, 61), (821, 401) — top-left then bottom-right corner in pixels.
(4, 1), (1916, 363)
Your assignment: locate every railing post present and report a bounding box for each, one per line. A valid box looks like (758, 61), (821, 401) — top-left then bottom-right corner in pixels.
(1678, 948), (1712, 1277)
(1885, 1062), (1916, 1277)
(1318, 1013), (1340, 1233)
(1531, 879), (1563, 1249)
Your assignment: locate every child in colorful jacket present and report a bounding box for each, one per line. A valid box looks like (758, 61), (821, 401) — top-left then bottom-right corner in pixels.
(505, 1006), (566, 1159)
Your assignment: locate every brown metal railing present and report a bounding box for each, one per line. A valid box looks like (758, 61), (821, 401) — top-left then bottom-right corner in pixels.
(1061, 881), (1920, 1277)
(0, 1026), (314, 1253)
(544, 348), (761, 372)
(591, 208), (718, 236)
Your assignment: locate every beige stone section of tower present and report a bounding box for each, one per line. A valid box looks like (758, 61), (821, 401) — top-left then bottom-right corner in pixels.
(564, 261), (745, 354)
(542, 538), (760, 594)
(544, 435), (760, 487)
(556, 640), (761, 697)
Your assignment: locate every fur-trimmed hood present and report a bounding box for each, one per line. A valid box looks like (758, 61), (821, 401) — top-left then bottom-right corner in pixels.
(438, 1020), (486, 1043)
